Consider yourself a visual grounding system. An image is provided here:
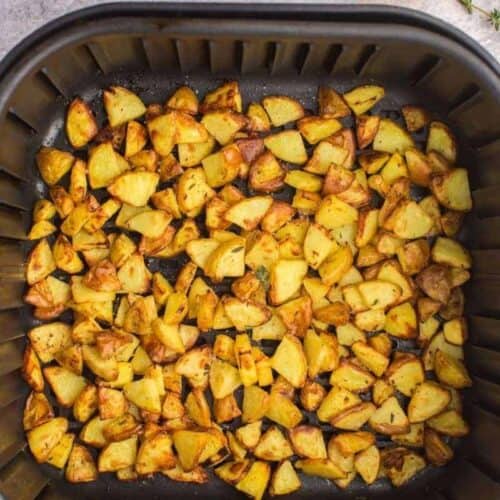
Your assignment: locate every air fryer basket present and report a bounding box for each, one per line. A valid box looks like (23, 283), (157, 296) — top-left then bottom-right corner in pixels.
(0, 3), (498, 499)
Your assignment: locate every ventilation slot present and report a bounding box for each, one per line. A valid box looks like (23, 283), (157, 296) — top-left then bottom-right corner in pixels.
(85, 43), (106, 74)
(209, 40), (241, 74)
(410, 55), (441, 86)
(295, 43), (310, 74)
(6, 110), (36, 136)
(266, 42), (277, 73)
(38, 68), (66, 98)
(325, 44), (343, 74)
(448, 84), (481, 116)
(354, 44), (377, 75)
(142, 38), (179, 72)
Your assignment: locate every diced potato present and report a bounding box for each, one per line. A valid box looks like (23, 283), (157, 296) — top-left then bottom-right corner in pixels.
(108, 171), (159, 207)
(434, 350), (472, 389)
(289, 425), (327, 459)
(271, 335), (307, 388)
(298, 116), (342, 144)
(373, 119), (415, 154)
(66, 444), (98, 482)
(408, 381), (450, 423)
(431, 237), (471, 269)
(36, 147), (74, 186)
(201, 111), (246, 145)
(269, 459), (301, 496)
(98, 436), (138, 472)
(430, 168), (472, 211)
(315, 195), (358, 229)
(426, 121), (457, 163)
(343, 85), (384, 115)
(236, 461), (271, 500)
(254, 426), (294, 461)
(427, 409), (469, 437)
(295, 458), (346, 480)
(264, 130), (308, 164)
(383, 448), (426, 487)
(402, 105), (430, 132)
(104, 86), (145, 127)
(27, 417), (68, 463)
(262, 95), (304, 126)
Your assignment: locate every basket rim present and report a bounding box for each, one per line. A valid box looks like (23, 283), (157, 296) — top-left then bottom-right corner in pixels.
(0, 2), (498, 80)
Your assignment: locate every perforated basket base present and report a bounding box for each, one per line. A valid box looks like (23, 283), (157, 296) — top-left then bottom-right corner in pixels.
(0, 4), (498, 500)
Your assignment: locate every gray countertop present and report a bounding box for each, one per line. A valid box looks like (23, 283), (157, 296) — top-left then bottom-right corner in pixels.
(0, 0), (498, 61)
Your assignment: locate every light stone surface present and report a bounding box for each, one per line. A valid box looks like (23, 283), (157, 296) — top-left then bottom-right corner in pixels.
(0, 0), (498, 61)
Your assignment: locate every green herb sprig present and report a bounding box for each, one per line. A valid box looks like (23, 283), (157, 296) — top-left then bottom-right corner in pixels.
(459, 0), (500, 30)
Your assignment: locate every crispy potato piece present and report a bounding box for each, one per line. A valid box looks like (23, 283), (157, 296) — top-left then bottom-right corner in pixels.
(209, 358), (241, 399)
(235, 461), (271, 500)
(383, 448), (426, 487)
(343, 85), (384, 115)
(201, 111), (246, 145)
(98, 436), (137, 472)
(108, 171), (159, 207)
(201, 81), (242, 113)
(88, 142), (129, 189)
(27, 416), (68, 463)
(104, 86), (145, 127)
(330, 359), (375, 393)
(384, 302), (417, 339)
(355, 445), (380, 485)
(296, 458), (346, 480)
(167, 85), (198, 114)
(66, 98), (98, 148)
(434, 350), (472, 389)
(23, 391), (54, 431)
(269, 459), (301, 496)
(271, 335), (307, 388)
(26, 238), (56, 285)
(331, 402), (376, 431)
(254, 426), (294, 461)
(430, 168), (472, 211)
(315, 195), (358, 229)
(431, 237), (471, 269)
(373, 119), (415, 154)
(298, 116), (342, 144)
(289, 425), (327, 459)
(386, 353), (424, 396)
(408, 381), (450, 423)
(402, 105), (430, 132)
(356, 114), (380, 149)
(351, 341), (389, 377)
(427, 121), (457, 163)
(427, 409), (469, 437)
(36, 147), (74, 186)
(66, 443), (98, 482)
(416, 264), (451, 304)
(318, 86), (351, 118)
(264, 130), (307, 164)
(424, 428), (453, 466)
(202, 143), (246, 188)
(369, 396), (409, 435)
(269, 259), (308, 305)
(44, 366), (87, 407)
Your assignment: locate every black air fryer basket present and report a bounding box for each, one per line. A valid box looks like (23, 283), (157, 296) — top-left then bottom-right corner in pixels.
(0, 3), (498, 499)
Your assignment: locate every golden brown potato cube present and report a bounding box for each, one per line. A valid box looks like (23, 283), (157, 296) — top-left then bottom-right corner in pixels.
(369, 396), (410, 435)
(426, 121), (457, 163)
(269, 459), (301, 496)
(27, 416), (68, 463)
(98, 436), (137, 472)
(424, 428), (453, 466)
(36, 147), (74, 186)
(405, 147), (432, 187)
(66, 98), (98, 148)
(356, 114), (380, 149)
(108, 171), (159, 207)
(384, 302), (417, 339)
(431, 237), (471, 269)
(271, 334), (307, 389)
(264, 130), (308, 165)
(246, 102), (271, 132)
(373, 118), (415, 154)
(27, 219), (56, 240)
(318, 86), (351, 118)
(254, 426), (294, 461)
(401, 105), (430, 132)
(235, 460), (271, 500)
(22, 344), (44, 392)
(408, 381), (451, 423)
(430, 168), (472, 211)
(331, 431), (375, 456)
(434, 350), (472, 389)
(201, 81), (242, 113)
(214, 393), (241, 423)
(23, 391), (54, 431)
(26, 238), (57, 286)
(88, 142), (129, 189)
(167, 85), (199, 114)
(295, 458), (346, 480)
(441, 210), (464, 237)
(355, 445), (380, 485)
(427, 409), (469, 437)
(289, 425), (327, 459)
(343, 85), (384, 115)
(383, 447), (426, 487)
(201, 110), (246, 145)
(104, 86), (145, 127)
(65, 443), (98, 483)
(300, 380), (326, 412)
(416, 264), (451, 304)
(331, 402), (376, 431)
